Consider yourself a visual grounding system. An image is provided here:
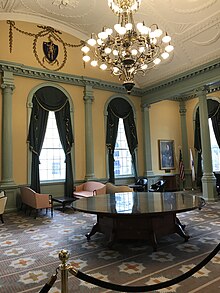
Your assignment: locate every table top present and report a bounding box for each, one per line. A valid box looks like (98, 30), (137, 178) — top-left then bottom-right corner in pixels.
(72, 192), (205, 216)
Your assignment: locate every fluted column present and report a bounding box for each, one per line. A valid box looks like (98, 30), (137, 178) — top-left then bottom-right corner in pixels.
(142, 104), (154, 179)
(0, 71), (16, 186)
(179, 100), (190, 189)
(83, 85), (95, 180)
(196, 87), (217, 201)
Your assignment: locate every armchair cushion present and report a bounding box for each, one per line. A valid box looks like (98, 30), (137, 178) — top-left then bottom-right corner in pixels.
(73, 181), (106, 198)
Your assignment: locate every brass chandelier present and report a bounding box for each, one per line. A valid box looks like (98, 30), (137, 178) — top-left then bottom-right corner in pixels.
(81, 0), (174, 94)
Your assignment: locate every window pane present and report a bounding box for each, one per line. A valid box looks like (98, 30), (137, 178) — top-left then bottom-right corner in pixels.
(114, 118), (133, 177)
(209, 118), (220, 171)
(39, 111), (65, 181)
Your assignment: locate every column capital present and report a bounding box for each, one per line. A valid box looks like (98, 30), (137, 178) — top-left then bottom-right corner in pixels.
(179, 100), (187, 115)
(83, 85), (94, 102)
(195, 86), (208, 97)
(141, 103), (151, 111)
(1, 70), (15, 90)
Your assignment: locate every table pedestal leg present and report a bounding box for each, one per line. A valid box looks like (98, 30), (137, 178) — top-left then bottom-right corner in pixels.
(175, 217), (190, 242)
(85, 222), (99, 240)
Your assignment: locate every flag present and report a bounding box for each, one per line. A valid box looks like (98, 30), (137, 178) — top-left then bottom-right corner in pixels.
(179, 149), (185, 181)
(190, 148), (195, 181)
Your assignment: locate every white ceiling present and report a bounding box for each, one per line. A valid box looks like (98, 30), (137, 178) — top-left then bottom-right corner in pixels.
(0, 0), (220, 88)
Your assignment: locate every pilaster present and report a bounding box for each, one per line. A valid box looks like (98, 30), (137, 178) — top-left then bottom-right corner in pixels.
(0, 71), (16, 187)
(83, 85), (95, 180)
(142, 105), (154, 179)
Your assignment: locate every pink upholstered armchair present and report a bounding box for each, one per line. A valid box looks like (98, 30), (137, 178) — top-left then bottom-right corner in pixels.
(20, 186), (53, 218)
(73, 181), (106, 199)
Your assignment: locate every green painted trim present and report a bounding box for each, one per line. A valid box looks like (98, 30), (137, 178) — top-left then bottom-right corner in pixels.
(0, 60), (143, 96)
(141, 58), (220, 105)
(0, 58), (219, 101)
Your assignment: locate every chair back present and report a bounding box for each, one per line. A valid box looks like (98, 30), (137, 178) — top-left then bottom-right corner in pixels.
(149, 180), (166, 192)
(0, 196), (7, 214)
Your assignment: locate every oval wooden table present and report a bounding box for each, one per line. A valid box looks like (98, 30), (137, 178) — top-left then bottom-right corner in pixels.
(72, 191), (205, 251)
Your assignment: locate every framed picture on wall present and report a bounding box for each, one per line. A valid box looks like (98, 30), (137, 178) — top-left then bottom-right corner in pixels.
(159, 140), (175, 170)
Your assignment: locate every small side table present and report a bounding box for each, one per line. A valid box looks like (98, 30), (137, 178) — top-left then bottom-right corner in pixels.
(52, 197), (75, 212)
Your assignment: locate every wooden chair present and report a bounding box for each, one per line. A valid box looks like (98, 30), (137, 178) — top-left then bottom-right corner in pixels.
(0, 191), (7, 223)
(20, 186), (53, 218)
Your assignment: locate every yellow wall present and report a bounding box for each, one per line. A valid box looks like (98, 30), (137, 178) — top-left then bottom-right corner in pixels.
(150, 100), (181, 174)
(2, 20), (217, 186)
(0, 21), (119, 83)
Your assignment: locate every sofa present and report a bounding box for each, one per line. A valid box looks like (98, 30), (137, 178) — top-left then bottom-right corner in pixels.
(106, 182), (132, 193)
(73, 181), (106, 199)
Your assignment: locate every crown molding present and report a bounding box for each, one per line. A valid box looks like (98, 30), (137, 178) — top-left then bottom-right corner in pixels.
(141, 58), (220, 105)
(0, 60), (143, 96)
(0, 59), (219, 102)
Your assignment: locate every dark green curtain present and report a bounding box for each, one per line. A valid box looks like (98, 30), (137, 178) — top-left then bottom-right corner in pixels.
(106, 98), (138, 183)
(194, 99), (220, 189)
(28, 86), (74, 196)
(55, 103), (74, 197)
(27, 98), (49, 193)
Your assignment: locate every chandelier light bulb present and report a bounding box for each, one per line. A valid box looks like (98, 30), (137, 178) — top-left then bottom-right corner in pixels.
(113, 67), (120, 74)
(114, 23), (121, 32)
(82, 55), (90, 62)
(139, 47), (145, 53)
(100, 63), (107, 70)
(165, 44), (174, 52)
(141, 64), (148, 70)
(98, 31), (108, 40)
(91, 60), (98, 67)
(118, 26), (126, 35)
(87, 38), (96, 46)
(82, 0), (174, 94)
(81, 46), (90, 53)
(161, 52), (169, 59)
(162, 35), (171, 43)
(141, 26), (150, 35)
(136, 22), (143, 31)
(125, 23), (133, 30)
(153, 58), (161, 65)
(131, 49), (138, 55)
(104, 47), (112, 54)
(106, 28), (113, 35)
(97, 39), (103, 45)
(154, 28), (163, 37)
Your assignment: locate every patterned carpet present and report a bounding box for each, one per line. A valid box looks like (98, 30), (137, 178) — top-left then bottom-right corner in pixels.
(0, 199), (220, 293)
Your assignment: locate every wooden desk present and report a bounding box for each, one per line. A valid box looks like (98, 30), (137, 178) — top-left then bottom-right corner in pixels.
(72, 192), (205, 250)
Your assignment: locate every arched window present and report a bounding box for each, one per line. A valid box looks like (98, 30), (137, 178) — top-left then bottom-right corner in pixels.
(27, 86), (74, 197)
(106, 97), (138, 183)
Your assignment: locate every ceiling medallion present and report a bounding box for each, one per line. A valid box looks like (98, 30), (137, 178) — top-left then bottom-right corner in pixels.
(81, 0), (174, 94)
